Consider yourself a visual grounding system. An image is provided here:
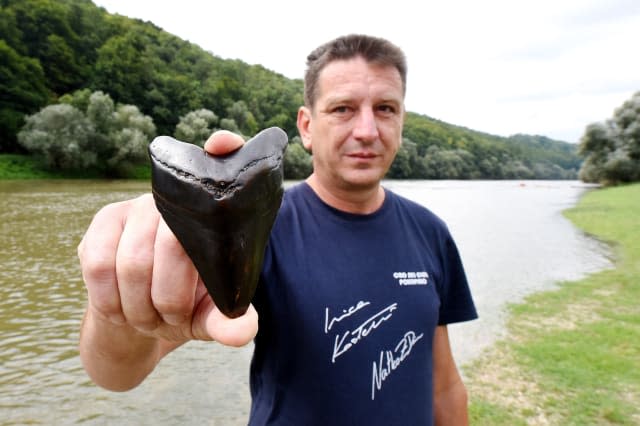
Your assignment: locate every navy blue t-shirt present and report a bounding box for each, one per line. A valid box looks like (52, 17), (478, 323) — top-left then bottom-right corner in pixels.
(249, 182), (477, 425)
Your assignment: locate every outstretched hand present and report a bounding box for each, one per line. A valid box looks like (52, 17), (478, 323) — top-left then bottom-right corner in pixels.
(78, 130), (256, 390)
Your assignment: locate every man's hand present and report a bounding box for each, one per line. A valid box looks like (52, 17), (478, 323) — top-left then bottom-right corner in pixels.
(78, 131), (257, 391)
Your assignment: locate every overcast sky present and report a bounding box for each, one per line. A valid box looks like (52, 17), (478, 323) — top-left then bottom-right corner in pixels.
(94, 0), (640, 143)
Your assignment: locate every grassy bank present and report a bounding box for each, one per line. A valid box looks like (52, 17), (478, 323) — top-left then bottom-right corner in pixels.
(0, 154), (61, 179)
(0, 154), (151, 179)
(466, 183), (640, 425)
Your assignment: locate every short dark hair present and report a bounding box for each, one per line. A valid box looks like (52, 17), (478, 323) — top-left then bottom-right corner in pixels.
(303, 34), (407, 108)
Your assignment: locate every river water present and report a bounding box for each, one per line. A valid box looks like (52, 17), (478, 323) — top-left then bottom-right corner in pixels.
(0, 179), (611, 425)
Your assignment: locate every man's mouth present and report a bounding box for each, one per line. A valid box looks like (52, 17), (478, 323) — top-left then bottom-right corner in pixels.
(347, 152), (377, 159)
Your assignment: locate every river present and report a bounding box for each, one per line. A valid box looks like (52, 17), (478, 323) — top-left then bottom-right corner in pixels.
(0, 179), (611, 425)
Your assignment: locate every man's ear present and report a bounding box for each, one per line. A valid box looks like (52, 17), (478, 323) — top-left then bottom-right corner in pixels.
(297, 106), (312, 152)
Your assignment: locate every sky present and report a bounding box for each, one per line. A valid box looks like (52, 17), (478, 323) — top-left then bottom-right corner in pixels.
(94, 0), (640, 143)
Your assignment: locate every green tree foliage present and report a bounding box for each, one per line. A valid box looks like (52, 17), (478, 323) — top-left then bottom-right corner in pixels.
(219, 118), (240, 134)
(108, 104), (155, 173)
(92, 29), (152, 108)
(3, 0), (581, 180)
(0, 39), (50, 151)
(421, 146), (477, 179)
(578, 92), (640, 185)
(4, 0), (103, 95)
(226, 100), (257, 136)
(174, 109), (219, 146)
(1, 0), (302, 142)
(387, 138), (420, 179)
(59, 87), (91, 112)
(17, 103), (94, 169)
(399, 112), (580, 180)
(18, 90), (155, 176)
(283, 136), (312, 179)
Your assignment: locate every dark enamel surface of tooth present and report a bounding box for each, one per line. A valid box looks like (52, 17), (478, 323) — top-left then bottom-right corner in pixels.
(148, 127), (288, 318)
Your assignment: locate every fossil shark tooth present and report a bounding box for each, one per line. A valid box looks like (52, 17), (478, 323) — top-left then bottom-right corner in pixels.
(148, 127), (288, 318)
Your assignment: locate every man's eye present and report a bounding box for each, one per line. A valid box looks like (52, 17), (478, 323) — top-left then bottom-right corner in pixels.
(377, 105), (396, 114)
(333, 106), (349, 114)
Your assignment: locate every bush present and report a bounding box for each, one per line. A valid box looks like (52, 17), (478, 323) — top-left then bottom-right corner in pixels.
(17, 90), (156, 177)
(18, 104), (96, 170)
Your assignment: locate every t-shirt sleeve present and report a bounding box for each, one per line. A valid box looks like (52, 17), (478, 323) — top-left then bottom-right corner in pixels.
(437, 231), (478, 325)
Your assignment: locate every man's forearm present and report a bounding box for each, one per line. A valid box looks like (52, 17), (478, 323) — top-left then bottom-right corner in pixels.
(434, 381), (469, 426)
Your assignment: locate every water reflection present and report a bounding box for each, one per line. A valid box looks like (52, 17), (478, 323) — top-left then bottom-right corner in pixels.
(0, 179), (610, 425)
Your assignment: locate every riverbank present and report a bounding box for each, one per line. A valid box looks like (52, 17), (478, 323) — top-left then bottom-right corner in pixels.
(465, 183), (640, 425)
(0, 154), (60, 179)
(0, 154), (150, 179)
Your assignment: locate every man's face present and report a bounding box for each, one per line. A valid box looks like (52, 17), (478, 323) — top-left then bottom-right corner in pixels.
(298, 57), (405, 192)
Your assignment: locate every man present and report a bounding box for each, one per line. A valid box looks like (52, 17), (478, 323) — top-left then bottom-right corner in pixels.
(78, 34), (477, 425)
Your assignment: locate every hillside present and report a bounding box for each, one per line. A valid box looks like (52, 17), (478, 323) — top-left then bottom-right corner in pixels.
(0, 0), (581, 179)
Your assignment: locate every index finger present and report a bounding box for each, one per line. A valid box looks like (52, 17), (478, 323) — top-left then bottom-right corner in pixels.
(79, 200), (129, 324)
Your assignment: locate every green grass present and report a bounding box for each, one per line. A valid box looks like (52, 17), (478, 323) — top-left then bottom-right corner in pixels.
(0, 154), (61, 179)
(126, 163), (151, 180)
(470, 400), (528, 426)
(466, 183), (640, 425)
(0, 153), (151, 180)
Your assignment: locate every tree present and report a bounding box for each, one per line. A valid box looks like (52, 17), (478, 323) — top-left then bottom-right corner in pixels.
(614, 92), (640, 161)
(86, 90), (116, 136)
(421, 146), (478, 179)
(283, 136), (312, 179)
(577, 123), (614, 183)
(174, 109), (219, 146)
(92, 29), (153, 110)
(59, 87), (91, 112)
(219, 118), (241, 134)
(0, 40), (50, 152)
(578, 91), (640, 185)
(41, 33), (81, 95)
(107, 104), (155, 175)
(502, 159), (534, 179)
(226, 100), (257, 136)
(387, 138), (417, 179)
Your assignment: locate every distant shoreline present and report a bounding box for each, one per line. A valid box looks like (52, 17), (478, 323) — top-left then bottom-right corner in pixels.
(2, 153), (583, 182)
(0, 154), (150, 180)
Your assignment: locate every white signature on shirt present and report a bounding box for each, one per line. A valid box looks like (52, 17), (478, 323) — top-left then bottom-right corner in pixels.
(324, 300), (371, 334)
(330, 303), (398, 363)
(371, 330), (424, 400)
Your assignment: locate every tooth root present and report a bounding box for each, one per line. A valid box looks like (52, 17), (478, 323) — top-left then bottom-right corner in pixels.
(149, 128), (288, 318)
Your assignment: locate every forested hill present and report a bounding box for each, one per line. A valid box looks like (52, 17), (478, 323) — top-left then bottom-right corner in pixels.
(1, 0), (581, 179)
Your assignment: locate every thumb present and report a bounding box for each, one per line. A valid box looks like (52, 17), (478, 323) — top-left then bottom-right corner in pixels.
(201, 302), (259, 347)
(204, 130), (245, 156)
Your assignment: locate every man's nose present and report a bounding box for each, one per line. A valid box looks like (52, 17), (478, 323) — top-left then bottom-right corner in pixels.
(352, 109), (379, 142)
